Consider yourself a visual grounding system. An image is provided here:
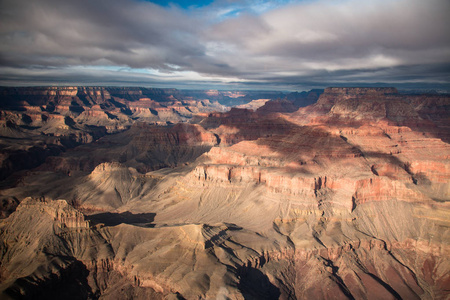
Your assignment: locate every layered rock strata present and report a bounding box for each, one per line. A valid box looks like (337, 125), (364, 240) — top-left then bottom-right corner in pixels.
(0, 87), (448, 299)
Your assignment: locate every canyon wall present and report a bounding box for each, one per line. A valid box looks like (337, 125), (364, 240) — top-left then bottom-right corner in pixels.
(0, 87), (448, 299)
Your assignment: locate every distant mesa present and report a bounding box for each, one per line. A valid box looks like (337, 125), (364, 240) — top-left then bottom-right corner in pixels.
(324, 86), (398, 95)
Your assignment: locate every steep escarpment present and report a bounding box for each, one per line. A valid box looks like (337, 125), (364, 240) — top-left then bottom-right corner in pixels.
(0, 198), (164, 299)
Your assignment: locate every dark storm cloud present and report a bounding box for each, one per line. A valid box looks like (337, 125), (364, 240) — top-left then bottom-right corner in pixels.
(0, 0), (449, 90)
(0, 0), (221, 70)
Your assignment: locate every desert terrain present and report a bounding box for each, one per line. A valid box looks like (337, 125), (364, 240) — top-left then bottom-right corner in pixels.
(0, 86), (448, 299)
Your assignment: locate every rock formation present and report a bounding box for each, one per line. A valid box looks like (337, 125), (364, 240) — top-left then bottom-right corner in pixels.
(0, 87), (448, 299)
(0, 87), (300, 180)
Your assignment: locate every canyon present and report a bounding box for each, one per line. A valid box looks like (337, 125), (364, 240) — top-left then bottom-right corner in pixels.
(0, 87), (448, 299)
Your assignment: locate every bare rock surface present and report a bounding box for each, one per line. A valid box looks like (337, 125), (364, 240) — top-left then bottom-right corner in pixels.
(0, 87), (449, 299)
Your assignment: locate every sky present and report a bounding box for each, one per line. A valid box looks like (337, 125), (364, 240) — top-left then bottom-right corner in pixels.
(0, 0), (449, 91)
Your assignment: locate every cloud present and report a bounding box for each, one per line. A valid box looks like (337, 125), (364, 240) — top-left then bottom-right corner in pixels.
(0, 0), (449, 90)
(207, 0), (450, 71)
(0, 0), (209, 69)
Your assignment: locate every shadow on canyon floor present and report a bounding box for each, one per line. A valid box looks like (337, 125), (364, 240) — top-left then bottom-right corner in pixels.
(85, 211), (156, 227)
(39, 123), (215, 174)
(238, 267), (281, 300)
(4, 258), (95, 300)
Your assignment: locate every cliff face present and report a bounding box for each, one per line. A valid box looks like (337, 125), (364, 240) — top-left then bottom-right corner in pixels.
(0, 87), (449, 299)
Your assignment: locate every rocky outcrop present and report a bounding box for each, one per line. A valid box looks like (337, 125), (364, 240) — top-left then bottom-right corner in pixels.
(77, 162), (143, 211)
(0, 198), (165, 299)
(16, 197), (89, 229)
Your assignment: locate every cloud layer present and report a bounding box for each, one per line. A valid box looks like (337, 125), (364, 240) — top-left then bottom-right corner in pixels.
(1, 0), (449, 90)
